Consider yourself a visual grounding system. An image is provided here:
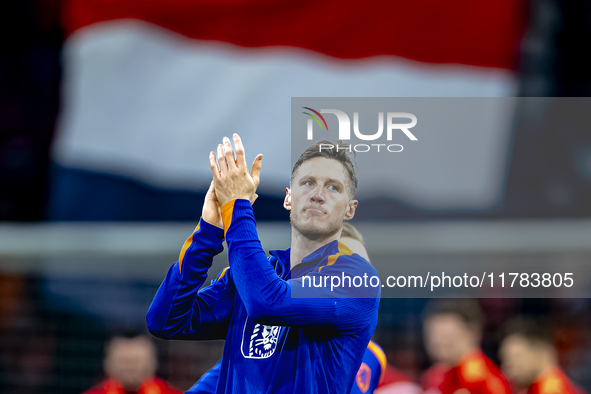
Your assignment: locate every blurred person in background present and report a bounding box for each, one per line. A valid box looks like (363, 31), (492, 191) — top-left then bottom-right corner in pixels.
(333, 224), (392, 393)
(421, 299), (511, 394)
(309, 222), (419, 394)
(83, 333), (181, 394)
(499, 317), (586, 394)
(339, 224), (421, 394)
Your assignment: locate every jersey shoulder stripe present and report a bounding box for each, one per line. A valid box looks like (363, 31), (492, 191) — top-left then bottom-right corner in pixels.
(319, 241), (354, 272)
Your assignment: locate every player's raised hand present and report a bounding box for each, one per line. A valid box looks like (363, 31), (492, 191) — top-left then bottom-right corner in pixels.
(201, 181), (223, 229)
(209, 133), (263, 207)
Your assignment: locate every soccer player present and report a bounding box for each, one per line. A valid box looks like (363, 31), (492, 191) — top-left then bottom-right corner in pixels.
(499, 317), (586, 394)
(351, 340), (387, 394)
(82, 333), (181, 394)
(340, 221), (371, 262)
(146, 136), (381, 393)
(186, 222), (385, 394)
(341, 224), (420, 394)
(421, 299), (511, 394)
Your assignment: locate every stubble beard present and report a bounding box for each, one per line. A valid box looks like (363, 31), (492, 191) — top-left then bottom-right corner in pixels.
(290, 208), (343, 241)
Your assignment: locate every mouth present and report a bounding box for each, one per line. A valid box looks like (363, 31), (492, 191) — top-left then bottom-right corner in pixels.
(305, 207), (326, 215)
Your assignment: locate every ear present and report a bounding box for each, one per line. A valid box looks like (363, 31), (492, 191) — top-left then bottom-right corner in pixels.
(344, 199), (358, 220)
(283, 187), (292, 211)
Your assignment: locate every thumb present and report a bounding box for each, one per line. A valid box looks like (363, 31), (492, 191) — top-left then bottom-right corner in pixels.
(250, 154), (263, 187)
(205, 180), (215, 196)
(205, 180), (219, 203)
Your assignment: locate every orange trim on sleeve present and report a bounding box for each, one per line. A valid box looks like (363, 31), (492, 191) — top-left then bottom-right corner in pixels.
(367, 340), (387, 385)
(216, 267), (230, 281)
(318, 241), (353, 272)
(221, 199), (236, 238)
(179, 222), (201, 273)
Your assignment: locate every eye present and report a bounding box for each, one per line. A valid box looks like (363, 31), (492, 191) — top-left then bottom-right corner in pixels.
(304, 180), (314, 187)
(328, 184), (340, 192)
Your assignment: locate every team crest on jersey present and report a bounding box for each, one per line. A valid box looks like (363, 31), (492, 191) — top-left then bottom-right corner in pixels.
(241, 316), (281, 359)
(356, 363), (371, 393)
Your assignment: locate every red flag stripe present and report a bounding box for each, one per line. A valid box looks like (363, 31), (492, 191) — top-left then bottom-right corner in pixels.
(62, 0), (525, 69)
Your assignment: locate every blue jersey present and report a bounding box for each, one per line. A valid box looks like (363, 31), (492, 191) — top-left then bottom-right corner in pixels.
(351, 341), (386, 394)
(187, 361), (221, 394)
(188, 340), (386, 394)
(147, 199), (380, 394)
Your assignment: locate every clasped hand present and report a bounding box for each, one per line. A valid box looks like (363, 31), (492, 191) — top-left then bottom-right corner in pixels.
(201, 133), (263, 229)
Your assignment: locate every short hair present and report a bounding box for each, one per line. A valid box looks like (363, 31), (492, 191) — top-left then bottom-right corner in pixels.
(341, 222), (365, 245)
(109, 328), (145, 339)
(105, 331), (157, 360)
(291, 140), (358, 198)
(423, 299), (484, 330)
(500, 316), (554, 346)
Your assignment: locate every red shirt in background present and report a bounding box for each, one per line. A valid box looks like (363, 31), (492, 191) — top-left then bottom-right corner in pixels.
(374, 364), (422, 394)
(422, 350), (511, 394)
(82, 377), (182, 394)
(528, 367), (586, 394)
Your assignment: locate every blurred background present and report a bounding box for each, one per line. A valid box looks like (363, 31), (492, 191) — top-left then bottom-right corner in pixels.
(1, 0), (591, 393)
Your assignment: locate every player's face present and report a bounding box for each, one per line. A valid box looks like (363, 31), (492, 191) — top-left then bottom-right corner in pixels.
(424, 314), (474, 365)
(499, 335), (541, 386)
(288, 157), (356, 240)
(104, 338), (156, 390)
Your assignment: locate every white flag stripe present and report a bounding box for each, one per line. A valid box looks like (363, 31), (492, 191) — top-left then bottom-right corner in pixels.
(53, 21), (516, 207)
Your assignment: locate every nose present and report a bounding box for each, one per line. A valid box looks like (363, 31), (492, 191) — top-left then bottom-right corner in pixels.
(310, 185), (325, 204)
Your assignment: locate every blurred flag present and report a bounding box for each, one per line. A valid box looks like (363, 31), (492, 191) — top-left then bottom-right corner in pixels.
(50, 0), (524, 220)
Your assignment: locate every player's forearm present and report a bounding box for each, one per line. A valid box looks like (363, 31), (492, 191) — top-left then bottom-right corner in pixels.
(147, 262), (203, 338)
(146, 219), (224, 338)
(221, 199), (283, 319)
(177, 219), (225, 281)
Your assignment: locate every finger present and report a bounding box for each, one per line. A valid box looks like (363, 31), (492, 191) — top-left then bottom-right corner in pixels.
(217, 144), (227, 175)
(223, 137), (237, 171)
(250, 154), (263, 188)
(232, 133), (247, 169)
(209, 151), (221, 182)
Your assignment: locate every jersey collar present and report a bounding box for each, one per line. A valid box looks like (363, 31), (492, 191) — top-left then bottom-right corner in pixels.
(269, 239), (341, 278)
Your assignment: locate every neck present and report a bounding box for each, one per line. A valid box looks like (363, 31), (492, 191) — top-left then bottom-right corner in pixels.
(453, 345), (479, 366)
(290, 227), (341, 270)
(536, 357), (558, 381)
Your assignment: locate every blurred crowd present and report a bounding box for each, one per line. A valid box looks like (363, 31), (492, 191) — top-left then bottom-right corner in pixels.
(1, 271), (590, 393)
